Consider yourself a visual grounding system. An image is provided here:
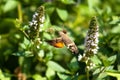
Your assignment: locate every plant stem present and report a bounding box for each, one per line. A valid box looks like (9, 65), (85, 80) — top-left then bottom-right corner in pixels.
(86, 68), (90, 80)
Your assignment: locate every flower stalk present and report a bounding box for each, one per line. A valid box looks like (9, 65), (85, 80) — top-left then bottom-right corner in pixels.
(27, 6), (45, 40)
(78, 16), (99, 70)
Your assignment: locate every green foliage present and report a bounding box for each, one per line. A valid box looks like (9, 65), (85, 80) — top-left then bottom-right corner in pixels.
(0, 0), (120, 80)
(56, 8), (68, 21)
(3, 0), (18, 13)
(106, 70), (120, 80)
(0, 69), (10, 80)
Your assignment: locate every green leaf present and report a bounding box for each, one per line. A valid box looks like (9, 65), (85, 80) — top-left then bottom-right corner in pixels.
(24, 51), (33, 57)
(19, 43), (26, 49)
(93, 66), (114, 80)
(106, 70), (120, 80)
(3, 0), (18, 13)
(0, 70), (10, 80)
(46, 6), (55, 15)
(56, 8), (68, 21)
(111, 25), (120, 33)
(97, 72), (108, 80)
(46, 61), (66, 72)
(43, 32), (52, 40)
(32, 74), (46, 80)
(57, 72), (71, 80)
(108, 55), (117, 64)
(98, 54), (111, 66)
(23, 37), (30, 46)
(60, 0), (75, 4)
(46, 68), (55, 80)
(38, 50), (44, 58)
(68, 57), (79, 72)
(91, 55), (102, 65)
(13, 51), (33, 57)
(87, 0), (100, 12)
(43, 14), (51, 30)
(45, 51), (53, 61)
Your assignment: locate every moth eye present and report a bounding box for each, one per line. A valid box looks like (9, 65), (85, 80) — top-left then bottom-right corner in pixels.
(69, 46), (75, 51)
(67, 44), (73, 48)
(67, 44), (74, 50)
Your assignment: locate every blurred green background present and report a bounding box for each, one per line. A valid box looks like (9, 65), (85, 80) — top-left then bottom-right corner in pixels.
(0, 0), (120, 80)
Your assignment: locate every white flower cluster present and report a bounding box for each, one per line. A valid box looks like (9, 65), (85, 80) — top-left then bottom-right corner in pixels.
(29, 6), (45, 30)
(78, 17), (99, 68)
(84, 20), (99, 56)
(27, 6), (45, 39)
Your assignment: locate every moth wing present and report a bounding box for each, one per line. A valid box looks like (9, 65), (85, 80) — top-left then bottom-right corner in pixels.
(46, 37), (64, 48)
(59, 31), (79, 54)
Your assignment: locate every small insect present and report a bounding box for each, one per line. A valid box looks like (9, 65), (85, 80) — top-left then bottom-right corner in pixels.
(46, 30), (79, 54)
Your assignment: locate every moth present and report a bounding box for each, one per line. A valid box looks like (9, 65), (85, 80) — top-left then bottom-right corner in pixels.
(46, 30), (79, 54)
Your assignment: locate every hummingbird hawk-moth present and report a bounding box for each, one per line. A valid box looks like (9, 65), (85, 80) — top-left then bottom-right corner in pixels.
(46, 30), (79, 54)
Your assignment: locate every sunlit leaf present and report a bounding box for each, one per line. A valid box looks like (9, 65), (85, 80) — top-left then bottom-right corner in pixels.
(97, 72), (108, 80)
(46, 68), (55, 80)
(46, 6), (55, 15)
(88, 0), (99, 13)
(0, 70), (10, 80)
(38, 50), (44, 58)
(108, 55), (117, 64)
(43, 32), (52, 40)
(56, 8), (68, 21)
(43, 14), (51, 30)
(61, 0), (75, 4)
(45, 51), (53, 61)
(46, 61), (66, 72)
(91, 55), (102, 65)
(3, 0), (18, 13)
(57, 72), (71, 80)
(23, 37), (30, 46)
(106, 70), (120, 80)
(32, 74), (46, 80)
(111, 25), (120, 33)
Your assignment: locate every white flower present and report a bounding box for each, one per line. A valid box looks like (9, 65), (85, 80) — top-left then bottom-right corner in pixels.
(83, 17), (99, 56)
(78, 54), (83, 61)
(27, 6), (45, 39)
(78, 17), (99, 70)
(39, 16), (45, 23)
